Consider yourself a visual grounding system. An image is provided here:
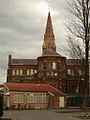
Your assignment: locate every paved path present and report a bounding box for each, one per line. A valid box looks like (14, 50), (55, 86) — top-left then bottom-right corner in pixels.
(2, 109), (90, 120)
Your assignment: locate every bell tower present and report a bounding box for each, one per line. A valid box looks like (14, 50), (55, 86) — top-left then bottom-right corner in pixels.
(42, 12), (56, 54)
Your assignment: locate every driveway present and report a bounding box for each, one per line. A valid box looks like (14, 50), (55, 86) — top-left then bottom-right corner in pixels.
(2, 109), (90, 120)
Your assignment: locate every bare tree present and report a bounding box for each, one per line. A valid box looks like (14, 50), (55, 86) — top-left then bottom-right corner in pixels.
(67, 36), (85, 92)
(67, 36), (84, 59)
(66, 0), (90, 113)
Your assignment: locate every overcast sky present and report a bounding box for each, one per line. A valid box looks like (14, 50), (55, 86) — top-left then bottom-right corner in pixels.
(0, 0), (68, 83)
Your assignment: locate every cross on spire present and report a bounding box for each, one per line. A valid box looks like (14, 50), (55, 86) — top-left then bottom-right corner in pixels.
(48, 3), (50, 12)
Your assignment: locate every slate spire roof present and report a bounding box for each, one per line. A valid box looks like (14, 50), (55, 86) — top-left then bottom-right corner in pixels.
(44, 12), (54, 39)
(42, 12), (56, 54)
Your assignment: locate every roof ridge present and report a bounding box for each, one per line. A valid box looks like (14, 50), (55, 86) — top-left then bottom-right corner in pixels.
(12, 59), (37, 60)
(48, 84), (66, 95)
(4, 83), (66, 96)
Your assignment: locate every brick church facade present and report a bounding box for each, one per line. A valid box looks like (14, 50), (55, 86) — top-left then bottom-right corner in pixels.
(7, 12), (84, 94)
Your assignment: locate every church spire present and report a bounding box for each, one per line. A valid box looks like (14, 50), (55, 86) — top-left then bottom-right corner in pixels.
(42, 12), (56, 54)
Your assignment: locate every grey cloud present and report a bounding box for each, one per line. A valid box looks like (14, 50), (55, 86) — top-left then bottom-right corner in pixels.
(0, 0), (67, 83)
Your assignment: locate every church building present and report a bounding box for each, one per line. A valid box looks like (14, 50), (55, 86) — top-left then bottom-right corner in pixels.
(7, 12), (84, 94)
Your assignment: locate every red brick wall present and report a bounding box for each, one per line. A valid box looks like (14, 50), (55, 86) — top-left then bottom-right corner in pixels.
(7, 55), (86, 94)
(37, 56), (66, 90)
(49, 96), (59, 108)
(6, 92), (49, 109)
(7, 65), (37, 82)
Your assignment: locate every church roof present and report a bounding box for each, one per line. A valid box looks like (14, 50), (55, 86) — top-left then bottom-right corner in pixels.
(4, 83), (66, 96)
(11, 75), (36, 83)
(12, 59), (37, 65)
(39, 52), (66, 58)
(43, 52), (63, 56)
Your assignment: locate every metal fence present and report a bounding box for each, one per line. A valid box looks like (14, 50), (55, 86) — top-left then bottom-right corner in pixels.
(67, 97), (90, 107)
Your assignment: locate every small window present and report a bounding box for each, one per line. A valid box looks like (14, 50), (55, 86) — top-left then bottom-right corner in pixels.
(47, 72), (50, 76)
(67, 69), (71, 75)
(30, 69), (34, 75)
(27, 94), (37, 103)
(27, 69), (35, 75)
(48, 63), (52, 69)
(41, 64), (43, 69)
(14, 93), (24, 103)
(79, 70), (82, 75)
(51, 72), (54, 76)
(12, 69), (23, 76)
(12, 70), (16, 76)
(72, 71), (74, 76)
(27, 70), (30, 75)
(52, 62), (56, 69)
(20, 69), (23, 75)
(39, 63), (43, 70)
(16, 70), (19, 76)
(55, 73), (57, 76)
(60, 64), (65, 70)
(35, 70), (37, 73)
(40, 94), (49, 103)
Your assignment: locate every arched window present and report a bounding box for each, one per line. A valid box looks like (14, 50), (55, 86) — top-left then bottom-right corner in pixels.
(12, 70), (16, 76)
(48, 63), (52, 69)
(20, 69), (23, 75)
(27, 69), (34, 75)
(27, 70), (30, 75)
(12, 69), (23, 76)
(67, 69), (71, 75)
(52, 62), (56, 69)
(39, 63), (43, 70)
(59, 63), (65, 71)
(35, 70), (37, 73)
